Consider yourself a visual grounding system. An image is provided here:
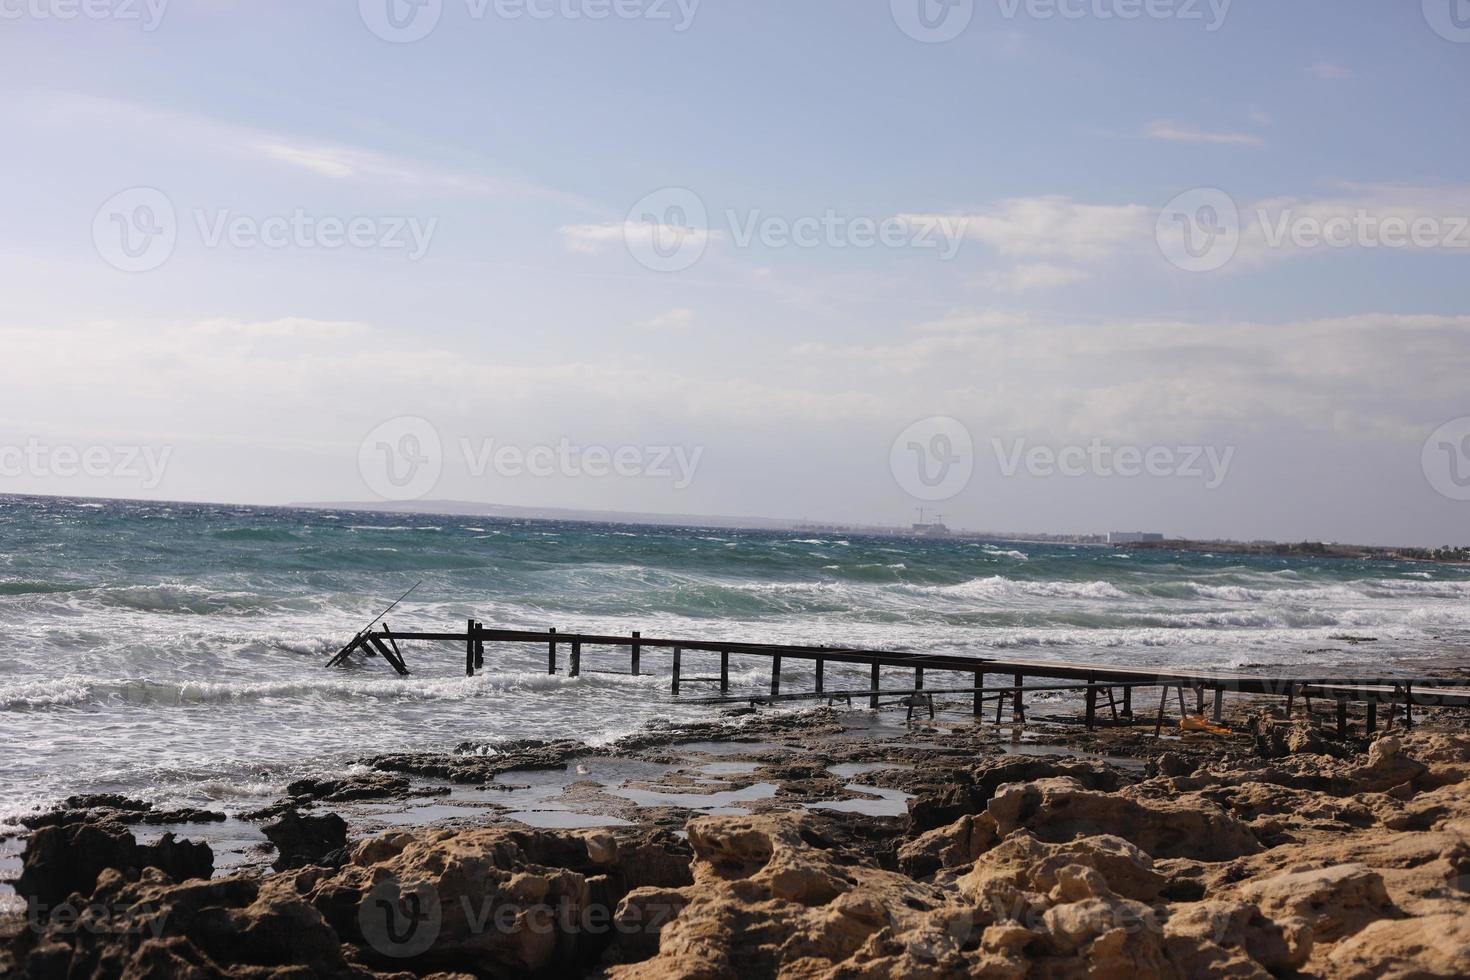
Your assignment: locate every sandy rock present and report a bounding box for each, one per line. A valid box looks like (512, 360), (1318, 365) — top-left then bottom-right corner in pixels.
(957, 832), (1165, 905)
(985, 777), (1261, 861)
(1326, 911), (1470, 979)
(1163, 899), (1307, 973)
(1233, 862), (1393, 945)
(898, 814), (999, 878)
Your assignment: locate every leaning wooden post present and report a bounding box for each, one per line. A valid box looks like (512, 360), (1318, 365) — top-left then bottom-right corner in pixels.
(815, 657), (824, 694)
(630, 631), (641, 676)
(474, 621), (484, 670)
(570, 640), (581, 677)
(465, 619), (476, 677)
(973, 672), (984, 717)
(770, 656), (782, 696)
(671, 647), (682, 694)
(548, 627), (557, 674)
(869, 664), (880, 709)
(720, 650), (729, 692)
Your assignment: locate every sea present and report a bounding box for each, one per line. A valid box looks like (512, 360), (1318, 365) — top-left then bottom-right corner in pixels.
(3, 493), (1470, 825)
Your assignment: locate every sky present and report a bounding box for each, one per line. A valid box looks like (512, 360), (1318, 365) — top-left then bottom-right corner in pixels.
(1, 0), (1468, 545)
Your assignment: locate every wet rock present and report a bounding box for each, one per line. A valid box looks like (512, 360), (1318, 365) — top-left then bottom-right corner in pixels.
(906, 755), (1128, 832)
(15, 822), (213, 910)
(261, 809), (348, 871)
(285, 772), (428, 803)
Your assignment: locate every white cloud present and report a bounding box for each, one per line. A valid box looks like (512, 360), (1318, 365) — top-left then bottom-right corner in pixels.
(560, 221), (720, 254)
(1308, 62), (1351, 80)
(1145, 120), (1264, 147)
(981, 262), (1090, 292)
(639, 308), (695, 331)
(904, 196), (1151, 262)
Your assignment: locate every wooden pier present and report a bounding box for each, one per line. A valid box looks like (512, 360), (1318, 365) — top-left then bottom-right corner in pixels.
(326, 622), (1470, 738)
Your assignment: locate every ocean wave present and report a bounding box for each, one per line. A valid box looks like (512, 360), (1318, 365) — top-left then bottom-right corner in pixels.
(918, 576), (1128, 601)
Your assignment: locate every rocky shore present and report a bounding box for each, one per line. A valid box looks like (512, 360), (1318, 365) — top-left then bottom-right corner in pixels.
(4, 707), (1470, 978)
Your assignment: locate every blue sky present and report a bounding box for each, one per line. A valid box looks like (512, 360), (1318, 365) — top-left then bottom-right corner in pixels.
(2, 0), (1469, 544)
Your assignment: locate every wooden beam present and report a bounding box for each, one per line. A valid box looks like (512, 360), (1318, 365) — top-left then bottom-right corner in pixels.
(815, 657), (824, 694)
(631, 631), (641, 676)
(548, 627), (557, 674)
(973, 672), (984, 717)
(672, 647), (681, 695)
(474, 621), (484, 670)
(869, 664), (880, 709)
(720, 650), (729, 692)
(465, 619), (476, 677)
(770, 655), (782, 696)
(570, 640), (581, 677)
(1085, 682), (1097, 729)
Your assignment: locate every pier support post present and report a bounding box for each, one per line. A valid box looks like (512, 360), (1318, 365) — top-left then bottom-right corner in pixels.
(1336, 698), (1348, 739)
(720, 650), (729, 692)
(1366, 700), (1377, 735)
(915, 667), (924, 691)
(672, 647), (681, 695)
(465, 619), (476, 677)
(870, 664), (880, 709)
(548, 627), (557, 674)
(815, 657), (824, 694)
(1212, 687), (1224, 722)
(973, 673), (983, 718)
(1085, 682), (1097, 729)
(770, 656), (782, 696)
(631, 631), (641, 676)
(570, 640), (581, 677)
(1195, 684), (1205, 714)
(1122, 687), (1132, 717)
(1013, 672), (1025, 724)
(474, 622), (484, 671)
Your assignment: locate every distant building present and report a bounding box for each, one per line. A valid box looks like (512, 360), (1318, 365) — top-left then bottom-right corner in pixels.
(912, 521), (950, 537)
(1108, 531), (1164, 544)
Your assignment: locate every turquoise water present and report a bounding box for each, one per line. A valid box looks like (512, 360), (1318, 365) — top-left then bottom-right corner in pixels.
(2, 493), (1469, 822)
